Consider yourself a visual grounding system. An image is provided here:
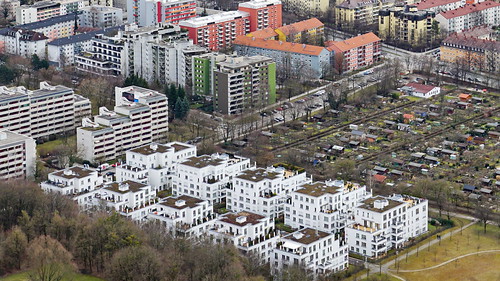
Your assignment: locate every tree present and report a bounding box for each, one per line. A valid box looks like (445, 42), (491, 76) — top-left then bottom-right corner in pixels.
(107, 246), (163, 281)
(475, 203), (491, 234)
(331, 159), (356, 181)
(1, 227), (28, 270)
(31, 54), (49, 70)
(174, 96), (190, 120)
(0, 64), (16, 84)
(123, 74), (148, 88)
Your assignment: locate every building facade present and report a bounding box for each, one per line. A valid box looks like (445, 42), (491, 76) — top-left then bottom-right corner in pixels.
(0, 130), (36, 180)
(335, 0), (397, 29)
(435, 1), (500, 33)
(282, 0), (329, 15)
(128, 0), (196, 27)
(79, 5), (124, 28)
(15, 13), (78, 41)
(275, 17), (324, 44)
(0, 28), (48, 58)
(415, 0), (465, 13)
(75, 32), (125, 76)
(16, 1), (61, 24)
(238, 0), (283, 32)
(327, 32), (382, 73)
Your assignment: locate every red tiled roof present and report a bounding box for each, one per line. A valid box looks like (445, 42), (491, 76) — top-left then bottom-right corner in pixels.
(276, 18), (324, 35)
(233, 36), (327, 56)
(247, 27), (278, 39)
(415, 0), (461, 10)
(326, 32), (380, 53)
(459, 93), (472, 99)
(405, 82), (437, 93)
(373, 174), (387, 183)
(442, 32), (500, 52)
(438, 1), (500, 19)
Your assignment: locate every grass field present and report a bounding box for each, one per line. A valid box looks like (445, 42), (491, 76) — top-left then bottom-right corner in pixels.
(37, 135), (76, 157)
(0, 272), (104, 281)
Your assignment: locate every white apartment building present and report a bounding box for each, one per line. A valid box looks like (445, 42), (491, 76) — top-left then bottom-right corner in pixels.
(79, 5), (123, 28)
(77, 86), (168, 162)
(272, 228), (348, 275)
(285, 180), (371, 234)
(0, 28), (47, 58)
(227, 166), (311, 219)
(172, 153), (253, 204)
(148, 195), (217, 237)
(16, 1), (61, 24)
(57, 0), (86, 14)
(127, 0), (196, 27)
(88, 0), (114, 7)
(346, 194), (428, 258)
(15, 13), (78, 41)
(435, 1), (500, 33)
(41, 166), (104, 206)
(116, 141), (196, 190)
(210, 211), (279, 263)
(415, 0), (465, 13)
(0, 130), (36, 180)
(0, 82), (91, 139)
(75, 32), (125, 76)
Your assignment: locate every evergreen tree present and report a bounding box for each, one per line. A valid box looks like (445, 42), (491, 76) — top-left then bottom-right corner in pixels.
(124, 74), (148, 88)
(167, 84), (178, 111)
(0, 65), (16, 84)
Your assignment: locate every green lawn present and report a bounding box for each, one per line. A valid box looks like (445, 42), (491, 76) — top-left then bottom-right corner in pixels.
(0, 272), (104, 281)
(37, 135), (77, 157)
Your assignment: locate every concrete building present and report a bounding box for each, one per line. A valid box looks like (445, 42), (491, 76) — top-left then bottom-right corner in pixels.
(335, 0), (397, 29)
(128, 0), (196, 27)
(0, 82), (90, 139)
(16, 1), (61, 24)
(15, 13), (78, 41)
(2, 0), (20, 21)
(0, 130), (36, 180)
(192, 53), (276, 115)
(148, 195), (217, 237)
(77, 86), (168, 162)
(275, 17), (324, 44)
(272, 228), (348, 275)
(435, 1), (500, 33)
(75, 32), (125, 76)
(0, 28), (48, 58)
(282, 0), (329, 15)
(238, 0), (283, 32)
(88, 0), (114, 7)
(327, 32), (382, 73)
(116, 142), (196, 190)
(57, 0), (86, 14)
(233, 36), (330, 79)
(172, 153), (253, 204)
(415, 0), (465, 13)
(401, 83), (441, 98)
(346, 194), (428, 258)
(210, 211), (280, 263)
(284, 180), (371, 233)
(47, 26), (124, 66)
(227, 165), (311, 219)
(379, 5), (437, 46)
(79, 5), (123, 28)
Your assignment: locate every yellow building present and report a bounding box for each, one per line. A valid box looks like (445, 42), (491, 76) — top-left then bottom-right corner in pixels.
(378, 5), (436, 46)
(247, 18), (325, 45)
(283, 0), (329, 16)
(335, 0), (398, 30)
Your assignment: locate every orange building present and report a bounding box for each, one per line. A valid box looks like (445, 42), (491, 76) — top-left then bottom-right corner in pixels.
(238, 0), (283, 32)
(326, 32), (382, 73)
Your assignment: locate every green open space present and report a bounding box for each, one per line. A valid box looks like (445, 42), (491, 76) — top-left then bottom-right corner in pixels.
(0, 272), (104, 281)
(36, 135), (77, 157)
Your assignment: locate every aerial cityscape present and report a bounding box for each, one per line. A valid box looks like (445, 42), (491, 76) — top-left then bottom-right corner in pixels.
(0, 0), (498, 280)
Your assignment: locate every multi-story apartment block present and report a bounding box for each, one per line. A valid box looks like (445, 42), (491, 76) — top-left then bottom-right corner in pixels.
(285, 180), (371, 233)
(379, 5), (436, 46)
(233, 36), (330, 79)
(116, 141), (196, 190)
(88, 0), (114, 7)
(79, 5), (124, 28)
(346, 194), (428, 258)
(16, 1), (61, 24)
(275, 17), (324, 44)
(335, 0), (397, 29)
(282, 0), (329, 15)
(75, 32), (125, 76)
(0, 130), (36, 180)
(0, 28), (48, 58)
(0, 82), (90, 139)
(148, 195), (217, 237)
(47, 26), (124, 66)
(128, 0), (196, 27)
(179, 0), (282, 51)
(327, 32), (382, 73)
(210, 211), (279, 263)
(227, 165), (311, 219)
(172, 153), (253, 204)
(192, 53), (276, 115)
(272, 228), (348, 275)
(77, 86), (168, 162)
(15, 13), (78, 41)
(435, 1), (500, 33)
(41, 166), (104, 206)
(415, 0), (465, 13)
(57, 0), (86, 14)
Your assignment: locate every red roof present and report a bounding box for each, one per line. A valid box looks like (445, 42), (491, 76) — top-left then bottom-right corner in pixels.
(405, 82), (437, 93)
(326, 32), (380, 53)
(415, 0), (461, 10)
(248, 27), (278, 39)
(373, 174), (387, 183)
(276, 18), (324, 36)
(438, 1), (500, 19)
(233, 36), (327, 56)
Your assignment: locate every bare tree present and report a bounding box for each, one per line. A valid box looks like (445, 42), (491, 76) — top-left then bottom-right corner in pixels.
(475, 203), (491, 234)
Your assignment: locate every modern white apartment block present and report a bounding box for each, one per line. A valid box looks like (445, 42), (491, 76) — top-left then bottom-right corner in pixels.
(435, 1), (500, 33)
(16, 1), (61, 24)
(226, 165), (311, 219)
(210, 211), (279, 263)
(285, 180), (371, 234)
(346, 194), (428, 258)
(128, 0), (196, 27)
(116, 141), (196, 190)
(0, 130), (36, 180)
(272, 228), (348, 275)
(41, 166), (104, 206)
(75, 32), (125, 76)
(0, 82), (91, 139)
(57, 0), (86, 14)
(79, 5), (123, 28)
(148, 195), (217, 237)
(172, 153), (253, 204)
(0, 28), (48, 58)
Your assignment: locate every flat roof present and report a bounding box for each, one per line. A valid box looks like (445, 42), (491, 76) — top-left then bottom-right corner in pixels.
(100, 180), (148, 194)
(52, 166), (94, 179)
(295, 182), (340, 197)
(160, 195), (204, 209)
(0, 130), (33, 146)
(179, 10), (249, 28)
(283, 228), (330, 245)
(129, 143), (172, 155)
(236, 168), (280, 182)
(220, 211), (265, 226)
(181, 155), (224, 168)
(358, 195), (404, 213)
(239, 0), (282, 9)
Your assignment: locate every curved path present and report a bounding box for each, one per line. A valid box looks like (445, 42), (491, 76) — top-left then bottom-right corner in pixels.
(392, 249), (500, 273)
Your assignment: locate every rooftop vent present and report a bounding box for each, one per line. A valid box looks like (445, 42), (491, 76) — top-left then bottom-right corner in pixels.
(118, 183), (129, 192)
(236, 216), (247, 223)
(63, 169), (74, 176)
(150, 143), (158, 151)
(293, 232), (304, 239)
(0, 131), (7, 140)
(175, 199), (186, 207)
(374, 199), (389, 209)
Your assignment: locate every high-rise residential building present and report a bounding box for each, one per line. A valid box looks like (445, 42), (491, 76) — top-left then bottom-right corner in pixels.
(128, 0), (196, 27)
(326, 32), (382, 73)
(0, 28), (48, 58)
(282, 0), (329, 15)
(192, 53), (276, 115)
(435, 1), (500, 33)
(233, 36), (330, 79)
(335, 0), (397, 29)
(0, 82), (91, 139)
(77, 85), (168, 162)
(75, 32), (125, 76)
(16, 1), (61, 24)
(379, 5), (436, 46)
(179, 0), (282, 51)
(57, 0), (86, 14)
(0, 130), (36, 180)
(346, 194), (428, 258)
(79, 5), (124, 28)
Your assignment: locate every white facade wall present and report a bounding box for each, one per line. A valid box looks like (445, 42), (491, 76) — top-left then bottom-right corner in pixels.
(436, 3), (500, 33)
(41, 166), (103, 196)
(0, 29), (47, 58)
(80, 5), (123, 28)
(0, 130), (36, 180)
